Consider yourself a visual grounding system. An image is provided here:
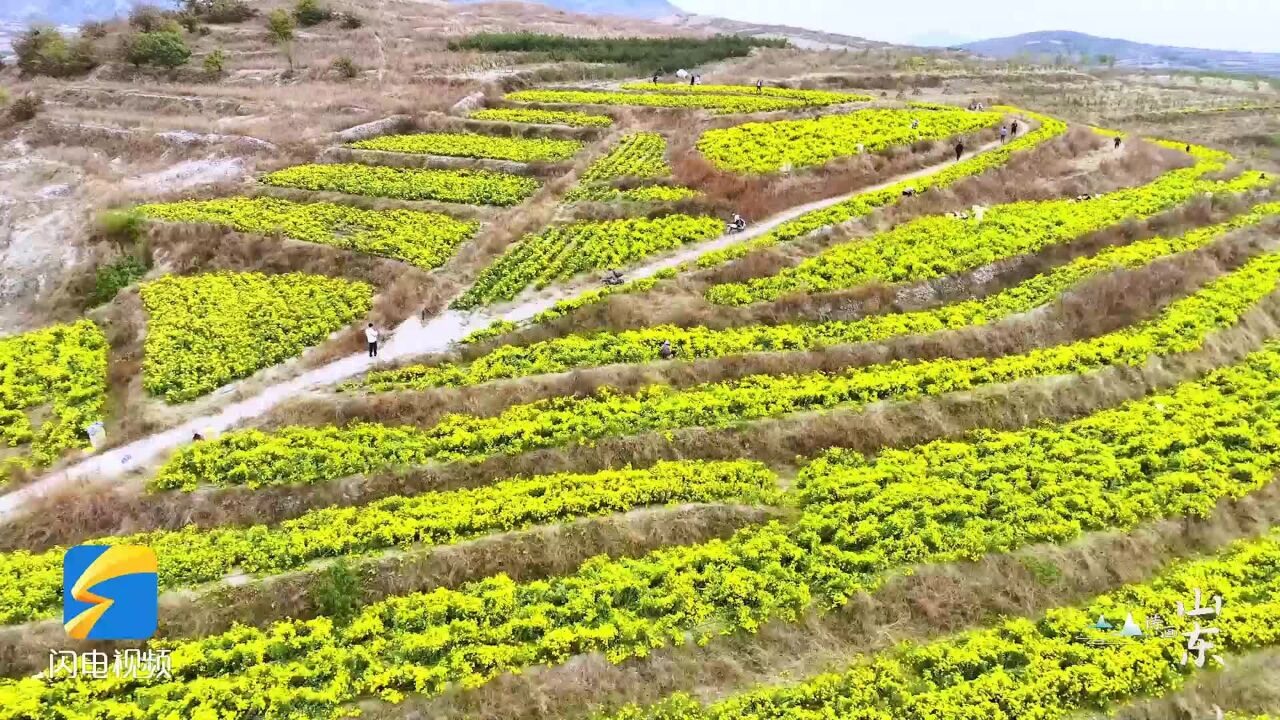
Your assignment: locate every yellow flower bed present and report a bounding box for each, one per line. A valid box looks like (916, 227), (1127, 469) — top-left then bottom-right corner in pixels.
(579, 132), (671, 181)
(691, 107), (1067, 268)
(620, 83), (871, 106)
(454, 215), (723, 308)
(260, 163), (540, 206)
(563, 132), (698, 203)
(0, 320), (106, 480)
(697, 108), (1003, 173)
(468, 107), (613, 127)
(506, 89), (807, 115)
(141, 272), (372, 403)
(136, 197), (478, 270)
(348, 132), (584, 162)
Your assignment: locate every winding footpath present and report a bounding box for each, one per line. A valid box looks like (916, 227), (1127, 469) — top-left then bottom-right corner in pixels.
(0, 128), (1028, 519)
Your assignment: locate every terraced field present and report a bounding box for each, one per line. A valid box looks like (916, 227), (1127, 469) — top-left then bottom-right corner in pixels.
(348, 132), (584, 163)
(698, 107), (1003, 173)
(454, 214), (723, 308)
(707, 144), (1269, 304)
(137, 197), (479, 270)
(5, 56), (1280, 720)
(468, 107), (614, 127)
(564, 132), (699, 202)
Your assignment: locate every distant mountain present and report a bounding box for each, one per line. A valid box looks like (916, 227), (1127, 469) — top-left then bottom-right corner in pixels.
(960, 30), (1280, 76)
(453, 0), (683, 20)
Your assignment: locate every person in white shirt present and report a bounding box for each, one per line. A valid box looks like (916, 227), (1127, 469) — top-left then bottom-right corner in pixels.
(366, 322), (380, 358)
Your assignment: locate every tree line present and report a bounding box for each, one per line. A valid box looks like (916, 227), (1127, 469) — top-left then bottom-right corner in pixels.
(448, 32), (787, 71)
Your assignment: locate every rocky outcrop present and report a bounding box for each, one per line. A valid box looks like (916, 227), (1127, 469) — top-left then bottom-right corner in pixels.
(332, 115), (414, 144)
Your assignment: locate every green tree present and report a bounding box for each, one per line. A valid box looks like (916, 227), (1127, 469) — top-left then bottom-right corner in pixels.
(267, 9), (294, 44)
(266, 9), (295, 71)
(203, 47), (226, 76)
(124, 32), (192, 69)
(293, 0), (331, 26)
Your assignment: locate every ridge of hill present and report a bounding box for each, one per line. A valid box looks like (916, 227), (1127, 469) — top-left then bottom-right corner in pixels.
(960, 29), (1280, 76)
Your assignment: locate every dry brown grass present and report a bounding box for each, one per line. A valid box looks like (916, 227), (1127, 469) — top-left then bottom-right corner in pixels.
(0, 503), (782, 678)
(362, 481), (1280, 720)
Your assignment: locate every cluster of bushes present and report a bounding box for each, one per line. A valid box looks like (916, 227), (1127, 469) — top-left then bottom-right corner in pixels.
(180, 0), (256, 24)
(0, 90), (42, 124)
(12, 27), (99, 77)
(11, 0), (356, 79)
(447, 32), (787, 70)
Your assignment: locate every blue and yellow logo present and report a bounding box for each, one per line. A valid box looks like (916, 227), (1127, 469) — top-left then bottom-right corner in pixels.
(63, 545), (157, 640)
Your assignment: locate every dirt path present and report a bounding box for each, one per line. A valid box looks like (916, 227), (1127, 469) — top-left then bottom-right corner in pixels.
(0, 124), (1029, 519)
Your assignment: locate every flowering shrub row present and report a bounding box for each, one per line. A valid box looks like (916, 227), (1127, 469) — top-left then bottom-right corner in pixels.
(619, 83), (871, 106)
(599, 533), (1280, 720)
(12, 334), (1280, 716)
(468, 107), (614, 127)
(137, 197), (478, 270)
(506, 89), (807, 115)
(0, 460), (775, 624)
(260, 163), (540, 206)
(565, 132), (698, 203)
(453, 215), (722, 308)
(691, 108), (1068, 268)
(697, 108), (1002, 173)
(348, 132), (584, 163)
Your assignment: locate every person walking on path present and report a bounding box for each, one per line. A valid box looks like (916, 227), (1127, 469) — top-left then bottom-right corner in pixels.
(1000, 125), (1008, 143)
(366, 322), (380, 358)
(652, 71), (660, 84)
(690, 74), (696, 86)
(1115, 135), (1123, 150)
(1010, 120), (1019, 136)
(756, 79), (763, 94)
(955, 140), (965, 161)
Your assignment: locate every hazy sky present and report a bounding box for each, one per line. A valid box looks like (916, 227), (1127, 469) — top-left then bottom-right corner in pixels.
(673, 0), (1280, 54)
